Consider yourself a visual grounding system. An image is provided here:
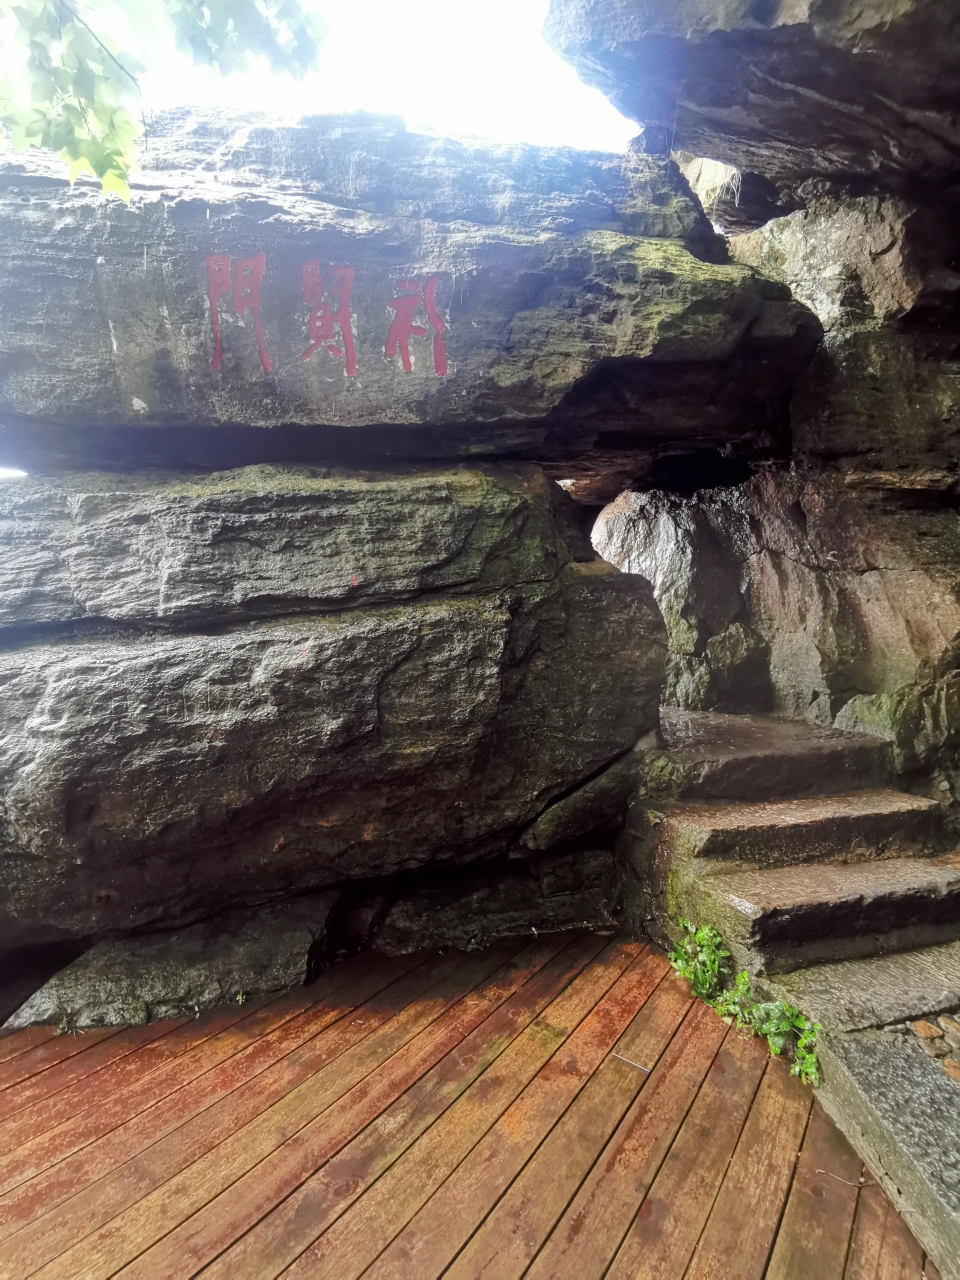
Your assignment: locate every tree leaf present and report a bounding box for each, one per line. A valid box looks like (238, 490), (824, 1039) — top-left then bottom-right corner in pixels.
(100, 168), (131, 202)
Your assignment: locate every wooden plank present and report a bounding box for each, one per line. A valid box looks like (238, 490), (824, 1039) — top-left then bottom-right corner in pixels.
(0, 1018), (189, 1123)
(0, 951), (421, 1278)
(281, 940), (645, 1280)
(527, 1002), (729, 1280)
(605, 1029), (768, 1280)
(365, 948), (673, 1280)
(109, 939), (557, 1280)
(0, 1028), (59, 1067)
(0, 950), (447, 1276)
(442, 971), (694, 1280)
(844, 1177), (925, 1279)
(0, 992), (285, 1210)
(766, 1099), (863, 1280)
(0, 954), (384, 1154)
(204, 933), (611, 1278)
(28, 941), (533, 1280)
(684, 1055), (814, 1280)
(0, 1018), (197, 1153)
(0, 1028), (121, 1093)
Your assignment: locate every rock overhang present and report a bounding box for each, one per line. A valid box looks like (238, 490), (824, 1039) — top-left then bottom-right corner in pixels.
(544, 0), (960, 195)
(0, 110), (820, 475)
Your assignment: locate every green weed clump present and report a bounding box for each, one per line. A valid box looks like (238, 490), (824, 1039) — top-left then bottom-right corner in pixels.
(668, 919), (821, 1086)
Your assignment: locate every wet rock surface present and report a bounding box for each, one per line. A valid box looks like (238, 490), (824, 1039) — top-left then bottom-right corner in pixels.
(0, 462), (666, 950)
(594, 474), (960, 751)
(0, 112), (819, 475)
(370, 850), (620, 956)
(818, 1026), (960, 1279)
(4, 891), (338, 1029)
(546, 0), (960, 193)
(728, 190), (960, 474)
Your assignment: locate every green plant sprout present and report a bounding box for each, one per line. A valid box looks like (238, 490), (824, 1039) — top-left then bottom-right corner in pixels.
(668, 917), (821, 1086)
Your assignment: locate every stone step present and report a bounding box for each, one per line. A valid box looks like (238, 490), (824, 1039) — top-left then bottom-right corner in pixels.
(660, 789), (943, 873)
(686, 855), (960, 975)
(660, 706), (891, 800)
(816, 1027), (960, 1280)
(762, 939), (960, 1034)
(756, 942), (960, 1277)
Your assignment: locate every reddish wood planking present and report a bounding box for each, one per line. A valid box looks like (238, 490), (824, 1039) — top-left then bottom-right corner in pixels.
(844, 1178), (925, 1279)
(0, 1027), (59, 1067)
(366, 945), (674, 1280)
(0, 1018), (189, 1125)
(0, 1027), (120, 1094)
(443, 972), (695, 1280)
(0, 951), (431, 1278)
(205, 932), (610, 1279)
(282, 940), (646, 1280)
(685, 1054), (814, 1280)
(605, 1026), (769, 1280)
(114, 940), (552, 1280)
(0, 937), (932, 1280)
(526, 1001), (731, 1279)
(766, 1099), (863, 1280)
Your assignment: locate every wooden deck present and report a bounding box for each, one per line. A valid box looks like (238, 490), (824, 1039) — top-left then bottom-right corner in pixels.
(0, 932), (939, 1279)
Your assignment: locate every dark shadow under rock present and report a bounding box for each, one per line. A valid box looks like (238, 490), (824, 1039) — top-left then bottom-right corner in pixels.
(371, 851), (622, 956)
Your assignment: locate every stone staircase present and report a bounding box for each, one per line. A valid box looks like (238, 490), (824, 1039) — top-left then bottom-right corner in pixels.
(653, 707), (960, 1280)
(657, 707), (956, 976)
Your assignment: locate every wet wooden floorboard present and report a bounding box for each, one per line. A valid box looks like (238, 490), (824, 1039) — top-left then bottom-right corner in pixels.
(0, 934), (935, 1279)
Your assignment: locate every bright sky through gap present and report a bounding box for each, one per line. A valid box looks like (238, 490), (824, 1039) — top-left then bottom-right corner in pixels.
(139, 0), (638, 153)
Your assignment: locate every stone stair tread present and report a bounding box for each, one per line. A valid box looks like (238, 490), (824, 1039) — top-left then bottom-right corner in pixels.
(763, 940), (960, 1033)
(660, 707), (891, 800)
(667, 789), (938, 833)
(705, 854), (960, 915)
(660, 788), (942, 872)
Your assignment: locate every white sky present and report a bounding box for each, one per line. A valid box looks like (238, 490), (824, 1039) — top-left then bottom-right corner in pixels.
(138, 0), (637, 153)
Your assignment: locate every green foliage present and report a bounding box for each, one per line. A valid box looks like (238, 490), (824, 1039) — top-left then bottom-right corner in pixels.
(669, 918), (821, 1087)
(667, 918), (729, 1001)
(0, 0), (322, 200)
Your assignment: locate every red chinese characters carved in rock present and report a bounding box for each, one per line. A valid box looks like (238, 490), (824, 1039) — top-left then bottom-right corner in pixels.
(385, 274), (448, 376)
(301, 260), (357, 375)
(204, 250), (273, 372)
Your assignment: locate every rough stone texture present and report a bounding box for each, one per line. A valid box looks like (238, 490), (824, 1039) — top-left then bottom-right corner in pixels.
(765, 941), (960, 1033)
(660, 790), (941, 873)
(545, 0), (960, 191)
(0, 112), (819, 475)
(686, 854), (960, 974)
(818, 1029), (960, 1280)
(729, 192), (960, 473)
(594, 477), (960, 763)
(372, 850), (621, 956)
(4, 891), (338, 1028)
(587, 130), (960, 773)
(0, 462), (591, 634)
(518, 743), (653, 853)
(0, 462), (667, 951)
(659, 707), (891, 799)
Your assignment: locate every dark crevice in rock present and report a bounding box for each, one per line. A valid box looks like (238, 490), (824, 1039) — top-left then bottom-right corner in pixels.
(0, 938), (92, 1024)
(644, 449), (758, 497)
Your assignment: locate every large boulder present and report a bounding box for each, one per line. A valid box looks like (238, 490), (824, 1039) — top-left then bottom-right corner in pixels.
(594, 472), (960, 772)
(727, 191), (960, 472)
(4, 891), (339, 1029)
(545, 0), (960, 191)
(0, 463), (667, 950)
(0, 112), (818, 474)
